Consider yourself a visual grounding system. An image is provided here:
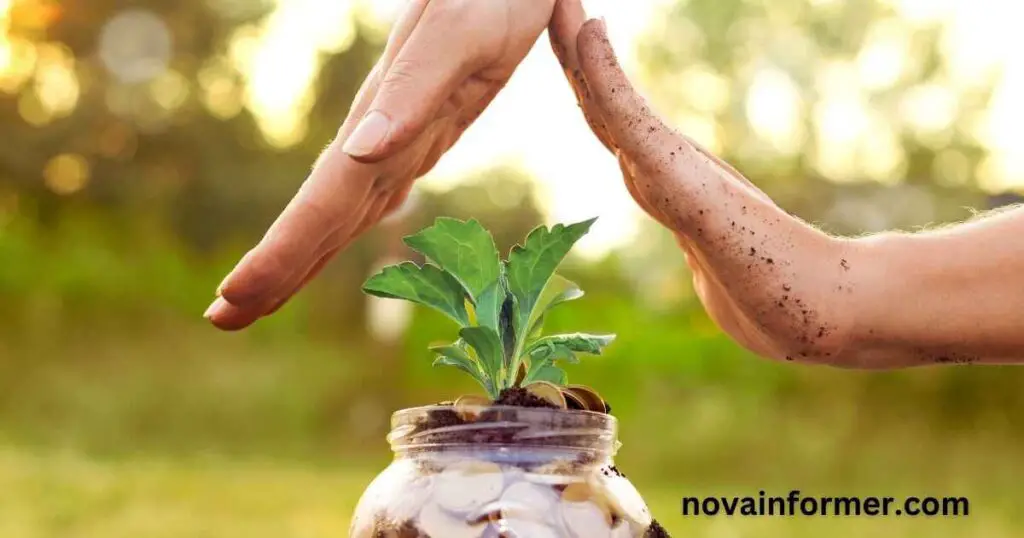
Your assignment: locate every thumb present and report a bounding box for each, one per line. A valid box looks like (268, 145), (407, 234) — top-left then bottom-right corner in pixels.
(341, 7), (478, 163)
(575, 19), (684, 173)
(577, 19), (777, 208)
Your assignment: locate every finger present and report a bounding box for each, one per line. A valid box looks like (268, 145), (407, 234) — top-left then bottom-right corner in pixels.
(214, 153), (376, 307)
(213, 188), (390, 330)
(549, 0), (616, 153)
(262, 246), (340, 318)
(577, 19), (773, 234)
(681, 132), (775, 206)
(334, 0), (429, 141)
(209, 1), (432, 323)
(342, 2), (484, 163)
(262, 188), (407, 319)
(575, 19), (692, 176)
(618, 154), (672, 226)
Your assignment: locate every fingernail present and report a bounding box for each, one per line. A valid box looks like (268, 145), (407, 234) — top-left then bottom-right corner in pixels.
(203, 297), (229, 320)
(215, 277), (227, 297)
(343, 110), (390, 158)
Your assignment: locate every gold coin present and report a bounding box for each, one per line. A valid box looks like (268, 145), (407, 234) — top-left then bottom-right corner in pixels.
(564, 385), (607, 413)
(525, 381), (568, 409)
(563, 390), (588, 410)
(453, 394), (491, 421)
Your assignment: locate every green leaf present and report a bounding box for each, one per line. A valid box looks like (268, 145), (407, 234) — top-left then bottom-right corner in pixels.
(474, 280), (504, 332)
(459, 326), (504, 381)
(431, 343), (494, 398)
(525, 274), (584, 337)
(403, 218), (502, 303)
(527, 333), (616, 356)
(362, 262), (469, 326)
(530, 365), (568, 385)
(498, 293), (516, 366)
(506, 219), (596, 336)
(528, 341), (580, 365)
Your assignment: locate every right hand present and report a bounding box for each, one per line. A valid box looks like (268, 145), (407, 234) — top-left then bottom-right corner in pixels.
(206, 0), (557, 331)
(548, 4), (863, 366)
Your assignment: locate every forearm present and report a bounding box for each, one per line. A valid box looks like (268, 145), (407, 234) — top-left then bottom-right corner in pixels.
(841, 206), (1024, 368)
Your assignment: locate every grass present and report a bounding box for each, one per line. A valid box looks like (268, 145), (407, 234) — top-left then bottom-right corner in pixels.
(0, 445), (1017, 538)
(3, 306), (1024, 537)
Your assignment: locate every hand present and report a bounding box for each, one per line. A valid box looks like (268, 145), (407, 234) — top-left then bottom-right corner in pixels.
(549, 4), (861, 366)
(206, 0), (557, 330)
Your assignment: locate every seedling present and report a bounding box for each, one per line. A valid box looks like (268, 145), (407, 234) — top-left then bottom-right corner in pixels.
(362, 217), (614, 411)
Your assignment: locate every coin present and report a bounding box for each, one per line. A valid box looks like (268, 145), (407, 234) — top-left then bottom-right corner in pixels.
(435, 460), (505, 513)
(560, 497), (613, 538)
(598, 475), (652, 528)
(563, 385), (607, 413)
(561, 482), (597, 503)
(454, 394), (491, 421)
(525, 381), (567, 409)
(389, 475), (434, 522)
(563, 390), (588, 410)
(501, 480), (559, 515)
(418, 500), (487, 538)
(504, 516), (562, 538)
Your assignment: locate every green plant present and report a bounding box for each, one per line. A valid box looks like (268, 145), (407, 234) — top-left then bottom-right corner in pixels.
(362, 217), (615, 401)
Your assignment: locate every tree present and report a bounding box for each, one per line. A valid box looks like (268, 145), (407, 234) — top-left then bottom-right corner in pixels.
(636, 0), (1000, 232)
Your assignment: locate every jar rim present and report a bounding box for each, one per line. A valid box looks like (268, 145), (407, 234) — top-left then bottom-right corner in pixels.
(391, 404), (617, 422)
(387, 404), (620, 456)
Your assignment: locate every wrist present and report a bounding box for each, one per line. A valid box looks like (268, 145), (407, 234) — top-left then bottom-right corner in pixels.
(832, 232), (909, 366)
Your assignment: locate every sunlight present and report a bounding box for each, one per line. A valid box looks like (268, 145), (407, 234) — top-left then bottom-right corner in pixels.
(745, 65), (804, 154)
(243, 0), (358, 148)
(883, 0), (955, 24)
(245, 0), (1024, 247)
(899, 83), (958, 139)
(856, 20), (911, 91)
(0, 0), (10, 74)
(419, 0), (664, 258)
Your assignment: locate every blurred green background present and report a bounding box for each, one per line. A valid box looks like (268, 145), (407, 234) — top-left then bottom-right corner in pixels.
(2, 0), (1024, 536)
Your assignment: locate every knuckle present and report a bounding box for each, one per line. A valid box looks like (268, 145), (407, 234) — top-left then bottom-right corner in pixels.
(381, 60), (418, 91)
(235, 249), (290, 297)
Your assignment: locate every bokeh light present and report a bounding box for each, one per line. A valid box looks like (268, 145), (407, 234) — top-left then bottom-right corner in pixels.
(98, 9), (172, 85)
(42, 153), (90, 195)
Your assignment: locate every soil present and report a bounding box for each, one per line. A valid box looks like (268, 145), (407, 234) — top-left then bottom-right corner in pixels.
(493, 387), (561, 409)
(644, 520), (671, 538)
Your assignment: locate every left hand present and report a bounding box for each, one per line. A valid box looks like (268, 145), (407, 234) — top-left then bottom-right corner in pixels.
(206, 0), (557, 330)
(548, 3), (859, 365)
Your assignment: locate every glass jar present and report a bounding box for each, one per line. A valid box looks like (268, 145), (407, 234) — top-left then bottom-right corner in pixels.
(349, 404), (660, 538)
